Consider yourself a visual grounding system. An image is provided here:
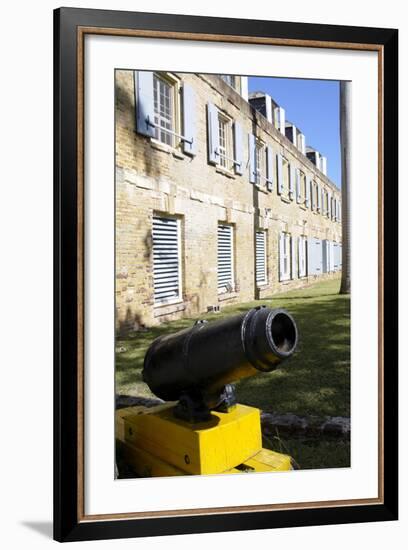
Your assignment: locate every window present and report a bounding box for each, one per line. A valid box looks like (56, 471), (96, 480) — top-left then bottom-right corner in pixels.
(152, 215), (182, 305)
(208, 104), (243, 173)
(218, 224), (234, 293)
(299, 170), (306, 203)
(255, 141), (266, 185)
(279, 232), (292, 282)
(153, 73), (178, 147)
(218, 113), (233, 170)
(219, 75), (241, 93)
(255, 231), (267, 285)
(298, 236), (307, 277)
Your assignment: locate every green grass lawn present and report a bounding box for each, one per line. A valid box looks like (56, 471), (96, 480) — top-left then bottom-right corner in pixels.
(116, 278), (350, 470)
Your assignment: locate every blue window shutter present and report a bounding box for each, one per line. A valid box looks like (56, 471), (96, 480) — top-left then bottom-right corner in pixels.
(289, 164), (295, 200)
(182, 84), (196, 156)
(207, 103), (219, 165)
(291, 236), (296, 279)
(233, 122), (243, 175)
(305, 175), (310, 207)
(248, 133), (256, 183)
(135, 71), (155, 137)
(296, 169), (301, 203)
(266, 146), (273, 190)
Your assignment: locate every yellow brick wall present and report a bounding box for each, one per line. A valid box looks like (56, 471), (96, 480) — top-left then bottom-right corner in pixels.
(115, 70), (342, 332)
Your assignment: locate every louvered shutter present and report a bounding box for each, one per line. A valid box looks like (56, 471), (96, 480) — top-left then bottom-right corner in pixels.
(307, 238), (314, 275)
(182, 84), (196, 156)
(279, 233), (285, 281)
(255, 231), (267, 284)
(333, 243), (339, 271)
(296, 169), (301, 203)
(322, 239), (329, 273)
(277, 154), (283, 194)
(298, 237), (302, 277)
(152, 216), (180, 303)
(289, 164), (295, 200)
(291, 236), (296, 279)
(135, 71), (155, 137)
(310, 181), (315, 210)
(327, 192), (332, 219)
(218, 225), (233, 291)
(315, 239), (322, 274)
(266, 146), (273, 190)
(233, 122), (243, 175)
(305, 175), (310, 207)
(317, 183), (321, 211)
(207, 103), (219, 165)
(248, 134), (256, 183)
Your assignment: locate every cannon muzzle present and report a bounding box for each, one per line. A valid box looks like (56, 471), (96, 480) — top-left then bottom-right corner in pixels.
(142, 306), (298, 420)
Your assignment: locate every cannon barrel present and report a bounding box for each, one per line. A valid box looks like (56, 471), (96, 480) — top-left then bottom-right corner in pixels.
(143, 306), (298, 404)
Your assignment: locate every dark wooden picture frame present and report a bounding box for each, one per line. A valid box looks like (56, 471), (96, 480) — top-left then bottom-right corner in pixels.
(54, 7), (398, 542)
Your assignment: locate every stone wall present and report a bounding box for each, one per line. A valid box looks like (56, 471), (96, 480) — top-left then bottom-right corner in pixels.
(115, 70), (342, 333)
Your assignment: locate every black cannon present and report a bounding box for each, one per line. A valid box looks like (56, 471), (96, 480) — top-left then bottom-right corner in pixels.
(143, 306), (298, 421)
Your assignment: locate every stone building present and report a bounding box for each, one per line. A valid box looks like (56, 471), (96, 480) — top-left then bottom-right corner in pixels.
(115, 70), (342, 332)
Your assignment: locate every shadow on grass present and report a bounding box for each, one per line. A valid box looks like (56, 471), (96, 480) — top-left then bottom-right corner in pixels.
(115, 279), (350, 418)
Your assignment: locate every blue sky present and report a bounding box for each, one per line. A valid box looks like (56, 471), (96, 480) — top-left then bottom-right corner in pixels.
(248, 77), (341, 188)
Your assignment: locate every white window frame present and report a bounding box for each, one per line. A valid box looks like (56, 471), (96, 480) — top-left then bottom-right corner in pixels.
(280, 232), (292, 282)
(152, 214), (182, 306)
(152, 72), (180, 149)
(255, 140), (266, 186)
(255, 230), (268, 286)
(217, 223), (235, 294)
(217, 111), (234, 171)
(298, 236), (307, 278)
(282, 156), (290, 197)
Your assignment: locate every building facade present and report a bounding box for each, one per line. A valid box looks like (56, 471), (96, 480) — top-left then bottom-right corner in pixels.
(115, 70), (342, 333)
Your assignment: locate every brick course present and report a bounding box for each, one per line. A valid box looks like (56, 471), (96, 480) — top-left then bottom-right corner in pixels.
(115, 70), (342, 333)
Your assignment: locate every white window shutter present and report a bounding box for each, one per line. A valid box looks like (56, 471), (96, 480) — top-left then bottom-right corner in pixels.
(207, 103), (219, 165)
(289, 164), (295, 200)
(277, 153), (283, 194)
(233, 122), (243, 175)
(248, 134), (256, 183)
(266, 146), (273, 190)
(279, 233), (284, 281)
(307, 238), (314, 275)
(316, 239), (323, 274)
(310, 181), (315, 210)
(291, 236), (296, 279)
(328, 192), (332, 218)
(152, 216), (180, 303)
(298, 237), (302, 277)
(135, 71), (155, 137)
(255, 231), (267, 284)
(182, 84), (196, 156)
(218, 225), (234, 291)
(305, 175), (310, 207)
(296, 169), (301, 203)
(317, 183), (321, 211)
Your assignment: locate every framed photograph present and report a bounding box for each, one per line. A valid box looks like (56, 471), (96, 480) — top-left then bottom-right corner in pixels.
(54, 7), (398, 542)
